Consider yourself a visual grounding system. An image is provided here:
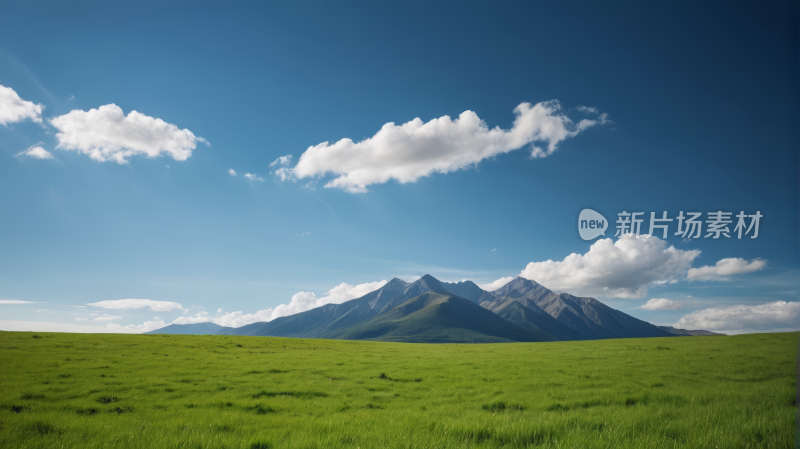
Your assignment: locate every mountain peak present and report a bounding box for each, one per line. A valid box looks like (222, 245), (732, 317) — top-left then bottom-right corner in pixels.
(399, 274), (450, 298)
(490, 276), (544, 297)
(514, 275), (539, 285)
(418, 274), (447, 292)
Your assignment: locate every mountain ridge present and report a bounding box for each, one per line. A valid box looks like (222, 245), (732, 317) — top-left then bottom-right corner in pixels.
(164, 274), (713, 342)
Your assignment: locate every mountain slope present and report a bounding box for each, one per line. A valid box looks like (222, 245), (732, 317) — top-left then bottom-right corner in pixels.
(658, 326), (723, 336)
(486, 276), (674, 340)
(336, 291), (551, 343)
(440, 280), (495, 304)
(491, 301), (580, 341)
(220, 275), (452, 338)
(219, 277), (411, 337)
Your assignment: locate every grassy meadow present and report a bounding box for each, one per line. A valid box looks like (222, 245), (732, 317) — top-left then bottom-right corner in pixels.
(0, 331), (795, 449)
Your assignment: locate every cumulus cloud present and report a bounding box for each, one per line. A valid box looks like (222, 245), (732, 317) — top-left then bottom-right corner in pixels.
(50, 104), (208, 164)
(173, 280), (388, 328)
(518, 237), (701, 298)
(244, 173), (264, 181)
(687, 257), (767, 281)
(75, 317), (90, 322)
(86, 299), (186, 312)
(641, 298), (684, 310)
(478, 276), (515, 292)
(274, 167), (293, 182)
(16, 145), (53, 159)
(675, 301), (800, 332)
(278, 101), (608, 193)
(269, 155), (292, 167)
(0, 83), (44, 125)
(105, 317), (167, 333)
(228, 168), (236, 176)
(0, 300), (37, 304)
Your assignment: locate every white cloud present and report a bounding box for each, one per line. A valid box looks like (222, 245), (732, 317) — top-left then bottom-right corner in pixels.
(50, 104), (208, 164)
(687, 257), (767, 281)
(105, 317), (167, 333)
(641, 298), (684, 310)
(217, 308), (222, 313)
(576, 105), (599, 114)
(274, 167), (293, 181)
(269, 155), (292, 167)
(86, 299), (186, 312)
(69, 95), (75, 101)
(173, 280), (388, 328)
(279, 101), (608, 193)
(93, 314), (122, 322)
(0, 83), (44, 125)
(0, 300), (37, 304)
(75, 317), (90, 322)
(16, 145), (53, 159)
(227, 168), (236, 176)
(478, 276), (515, 292)
(675, 301), (800, 331)
(244, 173), (264, 181)
(519, 236), (701, 298)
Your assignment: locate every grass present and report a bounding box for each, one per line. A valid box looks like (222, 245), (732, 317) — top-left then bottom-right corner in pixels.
(0, 330), (795, 448)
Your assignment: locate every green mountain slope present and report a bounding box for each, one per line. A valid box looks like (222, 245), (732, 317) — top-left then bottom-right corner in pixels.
(334, 292), (550, 343)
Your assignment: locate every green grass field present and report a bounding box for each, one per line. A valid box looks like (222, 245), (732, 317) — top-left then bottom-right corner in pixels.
(0, 331), (795, 449)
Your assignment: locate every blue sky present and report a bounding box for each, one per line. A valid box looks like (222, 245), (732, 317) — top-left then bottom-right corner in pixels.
(1, 1), (798, 334)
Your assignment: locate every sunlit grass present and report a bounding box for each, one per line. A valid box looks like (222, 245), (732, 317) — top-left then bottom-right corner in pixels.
(0, 331), (795, 448)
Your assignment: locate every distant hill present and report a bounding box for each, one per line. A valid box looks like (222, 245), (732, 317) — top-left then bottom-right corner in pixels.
(145, 322), (231, 335)
(658, 326), (723, 336)
(152, 274), (717, 342)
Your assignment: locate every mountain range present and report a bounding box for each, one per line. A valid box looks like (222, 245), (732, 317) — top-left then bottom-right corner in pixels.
(147, 275), (720, 341)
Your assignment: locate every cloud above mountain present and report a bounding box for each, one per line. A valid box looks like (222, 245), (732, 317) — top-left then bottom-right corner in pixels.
(517, 236), (701, 298)
(641, 298), (684, 310)
(478, 276), (515, 292)
(276, 101), (608, 193)
(687, 257), (766, 281)
(479, 237), (769, 299)
(172, 280), (388, 328)
(674, 301), (800, 332)
(50, 104), (208, 163)
(0, 83), (44, 126)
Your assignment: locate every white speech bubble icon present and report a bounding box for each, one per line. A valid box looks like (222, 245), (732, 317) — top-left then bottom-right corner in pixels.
(578, 209), (609, 240)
